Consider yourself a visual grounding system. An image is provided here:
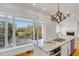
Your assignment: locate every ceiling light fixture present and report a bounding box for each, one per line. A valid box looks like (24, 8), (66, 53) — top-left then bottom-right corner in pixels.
(51, 3), (70, 24)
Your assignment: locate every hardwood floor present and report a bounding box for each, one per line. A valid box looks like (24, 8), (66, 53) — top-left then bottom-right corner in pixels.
(71, 39), (79, 56)
(16, 50), (33, 56)
(16, 52), (33, 56)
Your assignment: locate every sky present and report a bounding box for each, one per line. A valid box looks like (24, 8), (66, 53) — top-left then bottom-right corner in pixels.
(15, 18), (33, 28)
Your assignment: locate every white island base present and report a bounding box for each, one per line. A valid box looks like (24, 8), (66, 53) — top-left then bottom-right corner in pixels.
(33, 36), (76, 56)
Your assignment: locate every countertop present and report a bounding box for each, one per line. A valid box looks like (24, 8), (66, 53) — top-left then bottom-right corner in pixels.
(34, 36), (75, 53)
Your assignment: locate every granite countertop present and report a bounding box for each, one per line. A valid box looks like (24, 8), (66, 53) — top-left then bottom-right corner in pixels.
(34, 36), (75, 53)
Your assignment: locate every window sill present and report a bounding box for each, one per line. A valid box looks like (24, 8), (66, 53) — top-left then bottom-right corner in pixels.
(0, 43), (33, 56)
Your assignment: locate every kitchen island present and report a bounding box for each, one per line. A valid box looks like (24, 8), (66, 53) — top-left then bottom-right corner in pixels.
(33, 36), (76, 56)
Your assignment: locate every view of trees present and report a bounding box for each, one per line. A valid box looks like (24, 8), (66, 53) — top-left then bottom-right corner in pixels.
(16, 25), (33, 39)
(35, 24), (42, 40)
(0, 18), (43, 47)
(8, 22), (13, 44)
(0, 21), (13, 47)
(16, 23), (42, 40)
(0, 12), (43, 48)
(0, 21), (5, 47)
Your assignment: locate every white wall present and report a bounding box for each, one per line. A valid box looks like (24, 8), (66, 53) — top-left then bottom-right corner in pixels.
(60, 16), (78, 37)
(77, 21), (79, 38)
(45, 18), (57, 40)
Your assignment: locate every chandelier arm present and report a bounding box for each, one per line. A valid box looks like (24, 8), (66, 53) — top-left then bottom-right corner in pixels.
(51, 3), (70, 24)
(58, 3), (59, 11)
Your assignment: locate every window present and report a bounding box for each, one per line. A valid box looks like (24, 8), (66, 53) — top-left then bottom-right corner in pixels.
(8, 20), (13, 47)
(34, 22), (43, 45)
(15, 17), (33, 46)
(0, 13), (14, 48)
(35, 23), (43, 40)
(37, 23), (43, 40)
(0, 16), (5, 48)
(0, 11), (44, 48)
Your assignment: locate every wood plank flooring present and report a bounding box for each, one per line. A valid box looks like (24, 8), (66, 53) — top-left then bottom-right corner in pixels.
(16, 50), (33, 56)
(71, 39), (79, 56)
(16, 52), (33, 56)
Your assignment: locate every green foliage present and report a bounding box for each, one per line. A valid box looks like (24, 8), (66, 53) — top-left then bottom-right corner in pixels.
(16, 24), (42, 40)
(8, 22), (13, 41)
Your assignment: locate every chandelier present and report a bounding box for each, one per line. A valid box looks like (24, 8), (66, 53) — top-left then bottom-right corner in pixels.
(51, 3), (70, 24)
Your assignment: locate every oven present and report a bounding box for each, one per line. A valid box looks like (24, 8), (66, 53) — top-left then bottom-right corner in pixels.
(49, 46), (61, 56)
(66, 32), (75, 36)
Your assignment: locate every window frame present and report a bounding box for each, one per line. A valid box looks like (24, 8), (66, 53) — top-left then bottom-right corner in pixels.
(15, 17), (34, 46)
(0, 11), (45, 48)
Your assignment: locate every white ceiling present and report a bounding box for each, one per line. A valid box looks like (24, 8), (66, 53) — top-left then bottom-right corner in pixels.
(0, 3), (79, 17)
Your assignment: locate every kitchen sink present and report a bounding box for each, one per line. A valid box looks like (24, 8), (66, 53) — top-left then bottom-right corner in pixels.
(44, 41), (55, 43)
(44, 41), (57, 46)
(53, 38), (66, 42)
(44, 41), (57, 44)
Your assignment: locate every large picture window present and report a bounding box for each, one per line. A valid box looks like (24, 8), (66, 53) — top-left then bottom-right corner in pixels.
(15, 17), (33, 46)
(0, 15), (5, 48)
(0, 11), (44, 49)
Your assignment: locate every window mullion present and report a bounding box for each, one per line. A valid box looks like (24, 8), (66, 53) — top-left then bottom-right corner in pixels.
(13, 15), (16, 47)
(33, 19), (35, 42)
(36, 17), (39, 44)
(4, 15), (9, 47)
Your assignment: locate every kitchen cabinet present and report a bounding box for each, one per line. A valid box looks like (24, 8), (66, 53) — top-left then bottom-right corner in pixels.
(71, 39), (75, 54)
(33, 45), (61, 56)
(34, 36), (75, 56)
(33, 45), (49, 56)
(34, 41), (72, 56)
(61, 41), (71, 56)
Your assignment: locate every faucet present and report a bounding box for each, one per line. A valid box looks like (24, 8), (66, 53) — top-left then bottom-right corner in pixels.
(56, 32), (62, 40)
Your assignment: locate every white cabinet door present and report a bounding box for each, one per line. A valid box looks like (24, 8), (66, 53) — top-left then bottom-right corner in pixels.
(68, 42), (71, 55)
(61, 43), (68, 56)
(33, 45), (49, 56)
(61, 41), (71, 56)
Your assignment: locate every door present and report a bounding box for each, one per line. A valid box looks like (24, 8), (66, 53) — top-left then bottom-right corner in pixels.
(61, 42), (71, 56)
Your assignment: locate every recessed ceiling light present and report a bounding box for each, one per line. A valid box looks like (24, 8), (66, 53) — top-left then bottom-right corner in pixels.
(66, 12), (69, 14)
(32, 3), (36, 6)
(43, 8), (46, 11)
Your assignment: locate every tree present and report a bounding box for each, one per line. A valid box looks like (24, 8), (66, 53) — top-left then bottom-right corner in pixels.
(8, 22), (13, 44)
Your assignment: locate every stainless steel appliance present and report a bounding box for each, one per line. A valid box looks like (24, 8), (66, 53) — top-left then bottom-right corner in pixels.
(49, 46), (61, 56)
(66, 32), (75, 36)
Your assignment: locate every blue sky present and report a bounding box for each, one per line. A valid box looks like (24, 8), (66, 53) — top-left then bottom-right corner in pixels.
(15, 18), (33, 28)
